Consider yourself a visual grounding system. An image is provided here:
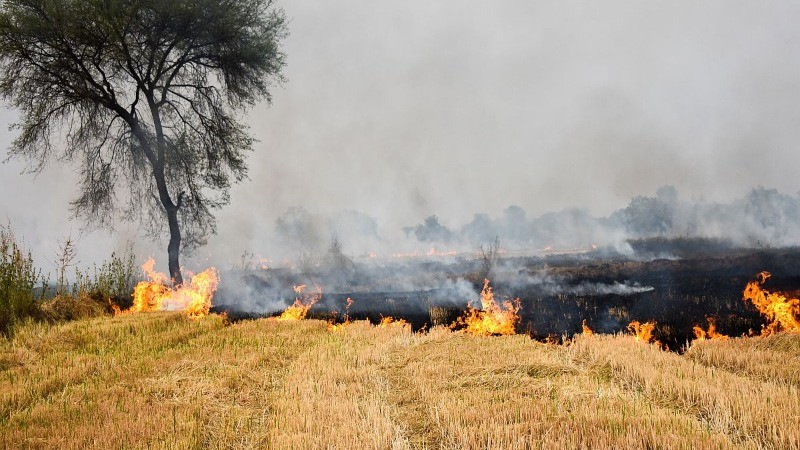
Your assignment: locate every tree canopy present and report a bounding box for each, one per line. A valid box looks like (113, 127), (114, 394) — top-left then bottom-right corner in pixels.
(0, 0), (287, 282)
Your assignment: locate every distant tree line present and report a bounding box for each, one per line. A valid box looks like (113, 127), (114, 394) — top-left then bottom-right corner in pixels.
(270, 186), (800, 256)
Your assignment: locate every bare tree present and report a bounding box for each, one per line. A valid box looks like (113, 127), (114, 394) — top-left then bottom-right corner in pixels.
(0, 0), (287, 284)
(54, 234), (77, 295)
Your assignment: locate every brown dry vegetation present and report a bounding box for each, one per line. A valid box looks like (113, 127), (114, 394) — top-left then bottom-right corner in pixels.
(1, 313), (798, 449)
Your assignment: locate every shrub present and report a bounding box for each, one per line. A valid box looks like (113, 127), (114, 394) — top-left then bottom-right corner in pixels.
(73, 247), (137, 311)
(0, 225), (41, 336)
(39, 247), (137, 323)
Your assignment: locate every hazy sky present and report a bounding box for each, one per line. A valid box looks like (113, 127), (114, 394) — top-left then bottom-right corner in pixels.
(2, 0), (800, 269)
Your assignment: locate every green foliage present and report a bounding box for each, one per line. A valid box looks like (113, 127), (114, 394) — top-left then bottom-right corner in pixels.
(0, 225), (41, 336)
(0, 225), (139, 335)
(74, 247), (137, 310)
(38, 248), (136, 324)
(39, 247), (137, 323)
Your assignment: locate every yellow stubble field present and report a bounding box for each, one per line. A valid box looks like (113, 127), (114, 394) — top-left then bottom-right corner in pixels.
(0, 312), (798, 449)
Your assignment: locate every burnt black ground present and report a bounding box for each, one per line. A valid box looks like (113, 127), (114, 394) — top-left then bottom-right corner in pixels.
(212, 245), (800, 350)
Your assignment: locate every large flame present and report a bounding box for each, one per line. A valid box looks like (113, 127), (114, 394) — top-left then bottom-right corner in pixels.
(277, 284), (321, 321)
(627, 320), (657, 344)
(457, 279), (520, 336)
(743, 271), (800, 336)
(129, 258), (218, 320)
(692, 318), (728, 341)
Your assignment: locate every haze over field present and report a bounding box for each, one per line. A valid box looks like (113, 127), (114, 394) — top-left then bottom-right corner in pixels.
(2, 0), (800, 269)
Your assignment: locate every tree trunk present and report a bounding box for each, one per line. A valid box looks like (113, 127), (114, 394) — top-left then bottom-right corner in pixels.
(129, 120), (183, 286)
(151, 157), (184, 287)
(167, 205), (183, 286)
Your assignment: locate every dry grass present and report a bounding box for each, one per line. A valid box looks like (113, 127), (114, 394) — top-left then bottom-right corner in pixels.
(385, 330), (736, 450)
(571, 334), (799, 449)
(685, 332), (800, 387)
(1, 313), (798, 449)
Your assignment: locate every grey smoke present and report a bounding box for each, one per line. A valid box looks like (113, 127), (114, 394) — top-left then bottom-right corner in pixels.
(491, 261), (653, 297)
(1, 1), (800, 275)
(563, 281), (654, 296)
(258, 185), (800, 265)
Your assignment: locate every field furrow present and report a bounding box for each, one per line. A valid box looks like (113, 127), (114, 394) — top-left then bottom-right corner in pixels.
(267, 321), (412, 449)
(382, 328), (737, 450)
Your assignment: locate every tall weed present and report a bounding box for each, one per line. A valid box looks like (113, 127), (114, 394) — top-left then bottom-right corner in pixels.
(74, 247), (137, 309)
(41, 246), (138, 321)
(0, 225), (41, 336)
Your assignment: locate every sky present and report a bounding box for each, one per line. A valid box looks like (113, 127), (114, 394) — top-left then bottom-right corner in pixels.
(2, 0), (800, 270)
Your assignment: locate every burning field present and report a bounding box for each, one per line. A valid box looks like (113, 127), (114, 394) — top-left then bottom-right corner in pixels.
(211, 244), (800, 349)
(2, 248), (800, 449)
(5, 0), (800, 447)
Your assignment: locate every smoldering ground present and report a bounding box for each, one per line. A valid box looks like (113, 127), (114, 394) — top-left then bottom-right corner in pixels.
(206, 182), (800, 348)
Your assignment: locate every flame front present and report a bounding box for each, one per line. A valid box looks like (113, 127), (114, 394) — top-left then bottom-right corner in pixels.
(379, 316), (409, 328)
(693, 318), (728, 341)
(743, 271), (800, 335)
(129, 258), (218, 320)
(457, 279), (520, 336)
(277, 284), (321, 321)
(627, 320), (657, 344)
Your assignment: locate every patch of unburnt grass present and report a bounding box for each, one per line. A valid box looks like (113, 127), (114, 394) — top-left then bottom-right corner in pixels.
(570, 333), (800, 449)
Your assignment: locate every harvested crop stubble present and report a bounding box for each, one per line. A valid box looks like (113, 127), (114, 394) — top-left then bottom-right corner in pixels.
(1, 314), (799, 449)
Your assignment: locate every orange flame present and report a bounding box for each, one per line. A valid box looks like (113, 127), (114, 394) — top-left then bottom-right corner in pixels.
(129, 258), (218, 320)
(743, 271), (800, 336)
(457, 279), (520, 336)
(378, 316), (409, 328)
(328, 297), (354, 332)
(627, 320), (657, 344)
(693, 318), (728, 341)
(581, 319), (594, 336)
(328, 322), (347, 332)
(277, 284), (321, 321)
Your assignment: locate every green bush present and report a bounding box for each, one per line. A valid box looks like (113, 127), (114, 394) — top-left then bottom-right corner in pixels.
(73, 247), (137, 310)
(0, 225), (41, 336)
(37, 248), (136, 325)
(0, 227), (139, 335)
